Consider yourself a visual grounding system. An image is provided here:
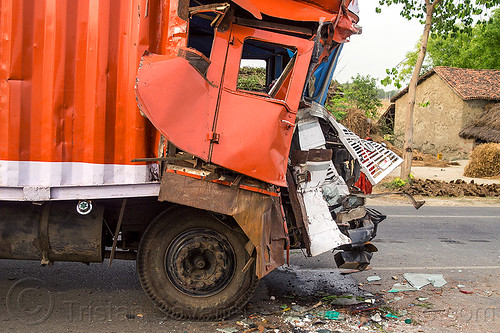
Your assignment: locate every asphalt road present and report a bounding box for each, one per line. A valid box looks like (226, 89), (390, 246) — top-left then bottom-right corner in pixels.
(291, 205), (500, 269)
(1, 205), (499, 332)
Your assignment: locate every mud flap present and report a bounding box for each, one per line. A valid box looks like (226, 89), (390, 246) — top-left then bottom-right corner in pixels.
(158, 169), (286, 278)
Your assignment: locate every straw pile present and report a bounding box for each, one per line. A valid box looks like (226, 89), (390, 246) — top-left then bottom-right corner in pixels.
(459, 103), (500, 143)
(464, 143), (500, 178)
(340, 107), (374, 139)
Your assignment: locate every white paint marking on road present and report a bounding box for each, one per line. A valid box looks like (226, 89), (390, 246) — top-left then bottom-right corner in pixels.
(388, 215), (499, 219)
(367, 266), (500, 270)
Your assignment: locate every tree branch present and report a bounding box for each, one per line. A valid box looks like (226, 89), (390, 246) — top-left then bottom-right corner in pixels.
(431, 0), (441, 9)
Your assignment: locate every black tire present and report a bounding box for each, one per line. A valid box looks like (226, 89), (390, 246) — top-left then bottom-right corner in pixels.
(137, 206), (258, 320)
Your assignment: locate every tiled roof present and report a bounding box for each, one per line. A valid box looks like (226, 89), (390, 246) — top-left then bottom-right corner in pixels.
(391, 67), (500, 102)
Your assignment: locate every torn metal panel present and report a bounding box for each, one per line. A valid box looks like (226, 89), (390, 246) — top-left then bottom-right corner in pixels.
(231, 0), (361, 43)
(291, 114), (352, 256)
(285, 170), (311, 254)
(158, 170), (285, 278)
(336, 206), (366, 224)
(301, 188), (350, 256)
(334, 248), (373, 270)
(136, 54), (214, 161)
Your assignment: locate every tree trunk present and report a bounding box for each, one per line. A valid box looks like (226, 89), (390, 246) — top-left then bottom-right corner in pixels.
(400, 2), (438, 180)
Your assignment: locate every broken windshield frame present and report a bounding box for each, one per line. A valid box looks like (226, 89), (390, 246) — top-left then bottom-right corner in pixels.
(268, 51), (297, 98)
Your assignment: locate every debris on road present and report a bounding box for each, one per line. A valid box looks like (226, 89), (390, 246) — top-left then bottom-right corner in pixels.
(321, 310), (342, 320)
(388, 283), (418, 292)
(403, 273), (447, 289)
(370, 313), (382, 322)
(216, 327), (239, 333)
(321, 294), (366, 306)
(366, 275), (381, 282)
(385, 313), (399, 319)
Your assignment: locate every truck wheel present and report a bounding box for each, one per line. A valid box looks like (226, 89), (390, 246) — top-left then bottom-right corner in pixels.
(137, 207), (258, 320)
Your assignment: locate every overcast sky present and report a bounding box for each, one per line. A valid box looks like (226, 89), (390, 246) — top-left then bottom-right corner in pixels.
(334, 2), (424, 90)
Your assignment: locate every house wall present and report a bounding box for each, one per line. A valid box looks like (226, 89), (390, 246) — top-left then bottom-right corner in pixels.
(394, 74), (487, 160)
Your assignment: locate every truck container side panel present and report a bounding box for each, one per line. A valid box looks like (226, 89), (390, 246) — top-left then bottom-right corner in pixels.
(0, 0), (187, 188)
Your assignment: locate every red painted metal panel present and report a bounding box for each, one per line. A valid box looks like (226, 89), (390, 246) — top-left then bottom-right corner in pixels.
(231, 0), (359, 42)
(0, 0), (187, 167)
(136, 54), (214, 160)
(135, 27), (233, 162)
(210, 25), (314, 186)
(212, 90), (294, 186)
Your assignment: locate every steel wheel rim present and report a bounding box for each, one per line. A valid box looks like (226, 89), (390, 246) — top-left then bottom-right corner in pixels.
(165, 228), (236, 297)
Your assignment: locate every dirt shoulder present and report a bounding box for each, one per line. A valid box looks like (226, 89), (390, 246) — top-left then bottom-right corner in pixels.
(367, 194), (500, 207)
(370, 160), (500, 207)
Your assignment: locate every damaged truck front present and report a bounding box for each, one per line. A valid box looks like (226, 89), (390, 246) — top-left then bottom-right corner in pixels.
(134, 0), (408, 319)
(0, 0), (421, 321)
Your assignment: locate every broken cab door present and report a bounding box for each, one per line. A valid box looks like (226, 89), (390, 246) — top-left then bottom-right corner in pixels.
(209, 25), (313, 186)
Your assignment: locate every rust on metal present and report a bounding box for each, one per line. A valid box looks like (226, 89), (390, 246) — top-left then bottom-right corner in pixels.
(108, 199), (128, 266)
(0, 202), (103, 263)
(159, 171), (286, 278)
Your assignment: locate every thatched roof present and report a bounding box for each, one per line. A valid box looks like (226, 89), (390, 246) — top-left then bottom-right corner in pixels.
(391, 67), (500, 102)
(459, 103), (500, 143)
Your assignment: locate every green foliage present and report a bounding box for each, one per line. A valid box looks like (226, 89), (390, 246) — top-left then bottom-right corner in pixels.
(376, 0), (499, 36)
(344, 74), (383, 117)
(428, 8), (500, 69)
(418, 100), (430, 107)
(327, 74), (382, 120)
(381, 41), (433, 89)
(376, 88), (398, 99)
(385, 177), (408, 189)
(378, 0), (500, 89)
(237, 67), (266, 91)
(326, 98), (349, 120)
(382, 8), (500, 88)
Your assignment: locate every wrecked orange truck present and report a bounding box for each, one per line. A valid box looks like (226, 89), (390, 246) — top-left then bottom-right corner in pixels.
(0, 0), (410, 320)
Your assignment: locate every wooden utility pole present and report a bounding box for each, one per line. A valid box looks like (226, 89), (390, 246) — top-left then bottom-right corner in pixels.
(400, 0), (439, 180)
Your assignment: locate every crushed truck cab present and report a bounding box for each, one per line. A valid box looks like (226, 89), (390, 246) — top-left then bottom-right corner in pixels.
(0, 0), (420, 321)
(135, 0), (402, 279)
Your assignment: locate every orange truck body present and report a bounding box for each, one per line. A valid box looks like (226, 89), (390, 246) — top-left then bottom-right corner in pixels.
(0, 0), (358, 196)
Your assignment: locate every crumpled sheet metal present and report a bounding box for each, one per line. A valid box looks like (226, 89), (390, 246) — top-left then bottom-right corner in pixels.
(158, 171), (286, 278)
(137, 24), (314, 186)
(136, 54), (214, 161)
(300, 185), (351, 256)
(231, 0), (359, 42)
(232, 0), (349, 20)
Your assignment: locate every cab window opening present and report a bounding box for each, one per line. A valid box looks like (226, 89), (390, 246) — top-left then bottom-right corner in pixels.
(237, 38), (296, 100)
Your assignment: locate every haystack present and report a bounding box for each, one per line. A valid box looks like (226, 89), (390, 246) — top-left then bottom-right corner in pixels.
(339, 107), (375, 139)
(464, 143), (500, 178)
(459, 103), (500, 143)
